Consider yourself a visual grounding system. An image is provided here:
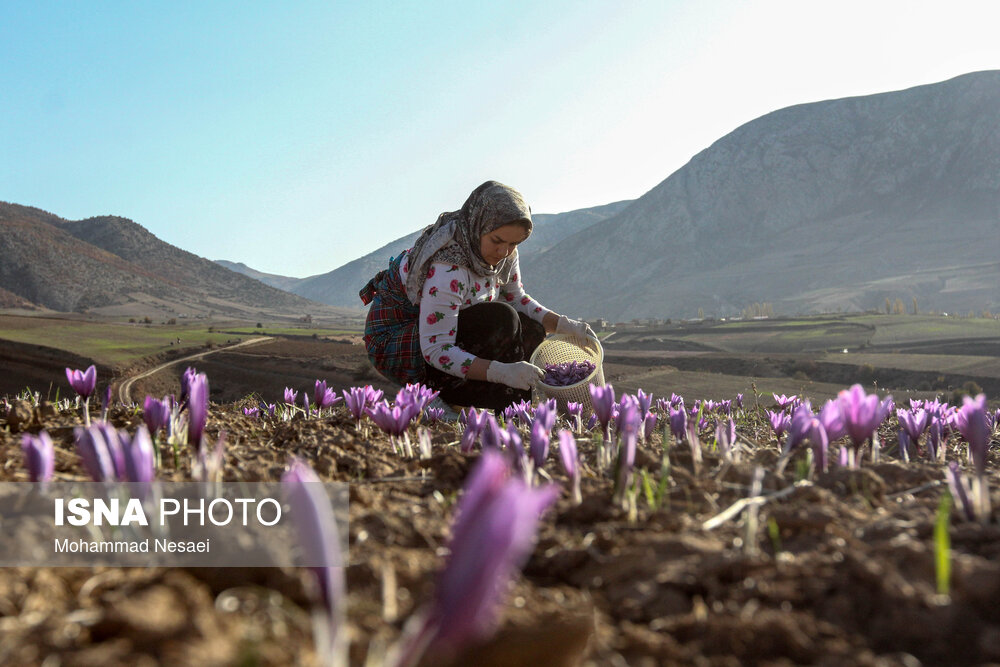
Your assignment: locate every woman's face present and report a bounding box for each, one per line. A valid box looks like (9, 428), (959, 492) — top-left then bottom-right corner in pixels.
(479, 223), (530, 268)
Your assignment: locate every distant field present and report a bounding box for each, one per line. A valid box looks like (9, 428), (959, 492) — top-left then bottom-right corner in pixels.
(222, 326), (360, 337)
(0, 315), (241, 366)
(615, 314), (1000, 354)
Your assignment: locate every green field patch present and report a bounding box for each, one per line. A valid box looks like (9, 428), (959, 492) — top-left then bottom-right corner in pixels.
(0, 323), (236, 365)
(223, 326), (358, 337)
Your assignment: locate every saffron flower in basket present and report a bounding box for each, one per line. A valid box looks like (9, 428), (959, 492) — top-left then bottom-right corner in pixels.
(541, 360), (596, 386)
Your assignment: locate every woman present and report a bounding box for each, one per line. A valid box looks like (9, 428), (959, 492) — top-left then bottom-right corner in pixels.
(360, 180), (594, 412)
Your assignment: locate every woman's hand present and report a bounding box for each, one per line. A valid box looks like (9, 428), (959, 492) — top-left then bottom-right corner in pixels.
(486, 360), (544, 390)
(557, 315), (596, 340)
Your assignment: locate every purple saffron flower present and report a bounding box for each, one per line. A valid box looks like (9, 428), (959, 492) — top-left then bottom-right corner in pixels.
(74, 425), (118, 482)
(282, 458), (346, 663)
(819, 399), (846, 441)
(643, 412), (658, 443)
(897, 408), (929, 444)
(785, 403), (815, 453)
(343, 386), (369, 423)
(425, 407), (445, 424)
(558, 429), (582, 505)
(586, 413), (598, 432)
(589, 383), (616, 440)
(314, 380), (343, 410)
(418, 451), (559, 658)
(529, 420), (550, 468)
(955, 394), (992, 476)
(122, 426), (155, 484)
(180, 367), (199, 406)
(615, 400), (640, 503)
(480, 414), (506, 451)
(66, 365), (97, 400)
(186, 371), (209, 448)
(100, 384), (112, 422)
(897, 430), (913, 463)
(946, 461), (977, 522)
(143, 395), (172, 436)
(837, 384), (887, 452)
(284, 387), (299, 405)
(21, 431), (55, 486)
(566, 401), (583, 433)
(532, 399), (557, 433)
(303, 394), (311, 419)
(927, 418), (947, 462)
(772, 393), (796, 411)
(669, 406), (687, 443)
(505, 422), (526, 473)
(735, 393), (744, 409)
(716, 418), (736, 458)
(368, 400), (415, 438)
(768, 410), (791, 440)
(636, 389), (652, 420)
(460, 407), (486, 453)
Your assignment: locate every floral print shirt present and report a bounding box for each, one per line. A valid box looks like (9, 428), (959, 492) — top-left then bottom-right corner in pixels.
(398, 251), (549, 378)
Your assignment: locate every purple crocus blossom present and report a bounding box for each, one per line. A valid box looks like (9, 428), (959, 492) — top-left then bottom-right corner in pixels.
(643, 412), (658, 443)
(768, 410), (791, 440)
(122, 426), (155, 484)
(772, 393), (797, 411)
(529, 420), (550, 468)
(143, 395), (173, 436)
(897, 408), (929, 445)
(368, 400), (415, 437)
(459, 407), (486, 453)
(66, 365), (97, 400)
(669, 406), (687, 443)
(716, 418), (736, 458)
(418, 451), (559, 658)
(589, 383), (616, 440)
(946, 461), (977, 522)
(586, 413), (598, 431)
(505, 422), (527, 473)
(314, 380), (343, 410)
(480, 414), (506, 451)
(74, 425), (119, 482)
(21, 431), (55, 485)
(342, 386), (370, 423)
(615, 400), (640, 502)
(566, 401), (583, 433)
(532, 399), (558, 433)
(635, 389), (652, 420)
(284, 387), (299, 405)
(558, 429), (582, 505)
(735, 393), (744, 409)
(186, 371), (210, 448)
(837, 384), (888, 452)
(282, 458), (346, 664)
(955, 393), (992, 476)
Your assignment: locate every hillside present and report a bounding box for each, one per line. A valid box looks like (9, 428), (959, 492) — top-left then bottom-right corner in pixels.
(0, 203), (353, 321)
(522, 71), (1000, 321)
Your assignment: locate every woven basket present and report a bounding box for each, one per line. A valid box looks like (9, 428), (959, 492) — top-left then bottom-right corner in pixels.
(530, 333), (605, 416)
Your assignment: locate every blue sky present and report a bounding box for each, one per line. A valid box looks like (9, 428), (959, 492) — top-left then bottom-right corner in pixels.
(3, 1), (999, 278)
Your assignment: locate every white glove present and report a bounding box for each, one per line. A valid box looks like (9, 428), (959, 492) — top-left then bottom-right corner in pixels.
(486, 361), (543, 390)
(556, 315), (597, 348)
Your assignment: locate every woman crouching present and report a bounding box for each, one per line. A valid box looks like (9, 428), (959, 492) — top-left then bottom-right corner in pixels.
(360, 180), (593, 412)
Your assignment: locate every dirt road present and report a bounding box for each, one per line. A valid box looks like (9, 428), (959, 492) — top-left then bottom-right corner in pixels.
(117, 337), (272, 404)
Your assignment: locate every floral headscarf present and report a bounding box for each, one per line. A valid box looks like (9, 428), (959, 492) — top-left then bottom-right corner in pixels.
(404, 181), (532, 304)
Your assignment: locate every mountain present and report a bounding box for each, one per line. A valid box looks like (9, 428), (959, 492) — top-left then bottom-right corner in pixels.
(0, 203), (354, 321)
(521, 71), (1000, 321)
(214, 260), (304, 292)
(222, 200), (632, 308)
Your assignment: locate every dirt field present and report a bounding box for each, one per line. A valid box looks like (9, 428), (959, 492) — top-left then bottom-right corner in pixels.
(2, 318), (999, 665)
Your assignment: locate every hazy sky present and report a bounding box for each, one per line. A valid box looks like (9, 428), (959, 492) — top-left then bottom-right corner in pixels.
(3, 1), (999, 278)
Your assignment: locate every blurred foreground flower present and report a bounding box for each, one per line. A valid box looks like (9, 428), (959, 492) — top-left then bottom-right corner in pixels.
(21, 431), (55, 487)
(391, 451), (558, 666)
(282, 458), (346, 667)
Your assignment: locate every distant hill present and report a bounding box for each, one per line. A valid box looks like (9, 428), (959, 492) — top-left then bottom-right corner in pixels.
(214, 260), (304, 292)
(0, 203), (354, 321)
(216, 200), (632, 308)
(522, 70), (1000, 321)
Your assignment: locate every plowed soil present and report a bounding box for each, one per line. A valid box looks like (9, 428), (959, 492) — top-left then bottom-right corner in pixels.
(1, 338), (999, 666)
